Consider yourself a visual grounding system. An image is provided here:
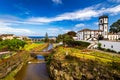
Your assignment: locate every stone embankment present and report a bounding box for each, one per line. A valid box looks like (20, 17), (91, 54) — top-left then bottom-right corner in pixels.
(0, 51), (30, 79)
(47, 47), (120, 80)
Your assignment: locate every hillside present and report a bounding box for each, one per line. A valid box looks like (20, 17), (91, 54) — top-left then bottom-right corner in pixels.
(46, 47), (120, 80)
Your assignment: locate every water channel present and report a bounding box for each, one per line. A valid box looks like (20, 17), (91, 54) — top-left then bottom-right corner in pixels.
(15, 44), (53, 80)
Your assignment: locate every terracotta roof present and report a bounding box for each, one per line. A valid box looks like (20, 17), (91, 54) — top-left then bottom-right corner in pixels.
(0, 34), (14, 37)
(78, 28), (91, 32)
(78, 28), (103, 32)
(93, 30), (103, 32)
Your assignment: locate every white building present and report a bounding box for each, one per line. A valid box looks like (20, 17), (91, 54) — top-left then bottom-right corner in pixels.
(108, 33), (119, 40)
(0, 34), (27, 41)
(77, 29), (102, 40)
(77, 15), (120, 41)
(0, 34), (15, 40)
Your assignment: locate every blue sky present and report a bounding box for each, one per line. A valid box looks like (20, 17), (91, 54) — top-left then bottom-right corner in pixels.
(0, 0), (120, 36)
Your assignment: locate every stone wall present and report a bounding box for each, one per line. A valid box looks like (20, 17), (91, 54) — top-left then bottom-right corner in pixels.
(0, 51), (30, 78)
(48, 58), (120, 80)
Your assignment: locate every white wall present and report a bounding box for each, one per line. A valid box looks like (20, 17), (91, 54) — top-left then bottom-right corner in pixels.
(99, 40), (120, 52)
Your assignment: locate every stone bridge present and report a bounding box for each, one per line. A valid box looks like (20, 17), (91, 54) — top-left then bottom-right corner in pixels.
(30, 49), (53, 56)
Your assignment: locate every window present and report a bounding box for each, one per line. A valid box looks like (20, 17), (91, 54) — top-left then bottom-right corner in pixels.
(105, 31), (107, 35)
(104, 44), (105, 47)
(100, 20), (102, 23)
(111, 45), (113, 48)
(90, 34), (91, 38)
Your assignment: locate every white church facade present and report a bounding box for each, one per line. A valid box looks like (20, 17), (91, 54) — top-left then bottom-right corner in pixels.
(77, 15), (120, 41)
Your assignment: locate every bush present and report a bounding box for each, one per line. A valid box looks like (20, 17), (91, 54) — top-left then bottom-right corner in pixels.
(98, 43), (101, 49)
(98, 47), (117, 53)
(66, 41), (90, 48)
(0, 39), (26, 51)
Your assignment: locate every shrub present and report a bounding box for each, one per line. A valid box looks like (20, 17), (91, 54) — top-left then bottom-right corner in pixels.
(0, 39), (26, 51)
(106, 49), (117, 53)
(98, 47), (117, 53)
(98, 43), (101, 49)
(66, 41), (90, 48)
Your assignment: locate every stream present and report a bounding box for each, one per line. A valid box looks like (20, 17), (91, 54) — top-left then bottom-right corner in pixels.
(15, 44), (53, 80)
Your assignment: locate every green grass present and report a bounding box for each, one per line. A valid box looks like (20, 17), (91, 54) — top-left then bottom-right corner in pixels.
(0, 52), (17, 60)
(54, 47), (120, 63)
(4, 52), (16, 59)
(24, 43), (42, 51)
(34, 42), (44, 44)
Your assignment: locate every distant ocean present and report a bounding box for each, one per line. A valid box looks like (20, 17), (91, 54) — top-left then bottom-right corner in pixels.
(28, 36), (56, 39)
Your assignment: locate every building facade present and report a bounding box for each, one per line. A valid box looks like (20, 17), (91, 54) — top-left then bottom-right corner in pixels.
(0, 34), (14, 40)
(77, 15), (120, 41)
(77, 29), (102, 40)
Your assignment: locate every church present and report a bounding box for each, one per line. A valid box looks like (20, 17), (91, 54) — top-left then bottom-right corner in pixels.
(76, 15), (120, 41)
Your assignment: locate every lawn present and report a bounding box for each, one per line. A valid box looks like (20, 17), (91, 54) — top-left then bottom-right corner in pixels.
(24, 43), (46, 51)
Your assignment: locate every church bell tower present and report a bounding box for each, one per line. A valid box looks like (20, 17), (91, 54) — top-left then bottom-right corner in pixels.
(99, 15), (108, 39)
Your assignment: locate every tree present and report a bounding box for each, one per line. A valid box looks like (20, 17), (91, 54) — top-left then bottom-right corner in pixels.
(56, 34), (63, 43)
(56, 33), (74, 44)
(0, 37), (2, 41)
(44, 32), (49, 42)
(0, 39), (26, 51)
(63, 34), (74, 44)
(67, 31), (76, 37)
(110, 19), (120, 33)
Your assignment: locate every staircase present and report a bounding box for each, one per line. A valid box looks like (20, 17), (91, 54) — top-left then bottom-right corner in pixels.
(87, 41), (98, 49)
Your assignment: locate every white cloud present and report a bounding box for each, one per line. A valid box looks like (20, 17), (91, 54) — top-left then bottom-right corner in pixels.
(108, 0), (120, 3)
(73, 23), (85, 31)
(27, 4), (120, 23)
(0, 22), (34, 35)
(62, 29), (71, 33)
(14, 4), (30, 15)
(27, 7), (98, 23)
(94, 22), (98, 25)
(0, 16), (43, 25)
(106, 5), (120, 15)
(75, 23), (85, 28)
(47, 27), (71, 35)
(48, 28), (59, 31)
(52, 0), (62, 4)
